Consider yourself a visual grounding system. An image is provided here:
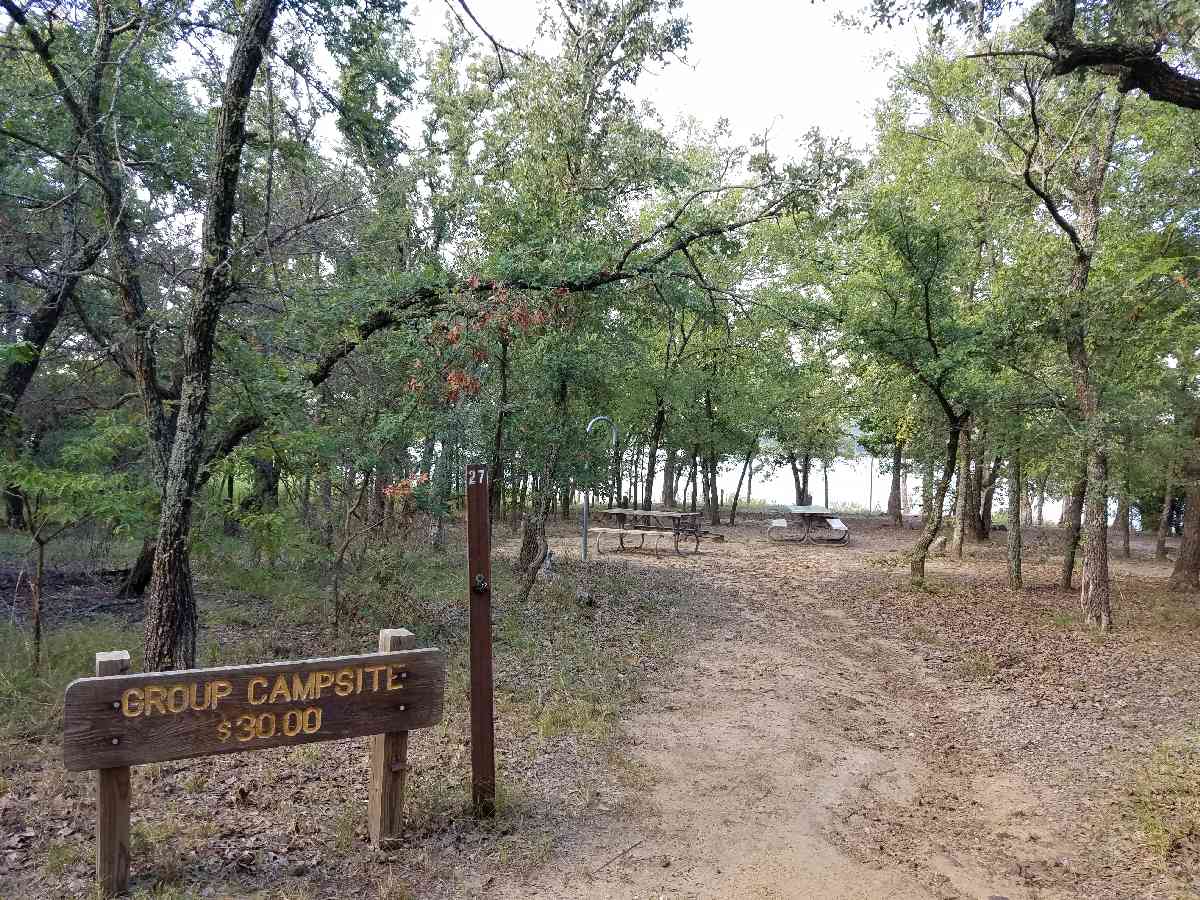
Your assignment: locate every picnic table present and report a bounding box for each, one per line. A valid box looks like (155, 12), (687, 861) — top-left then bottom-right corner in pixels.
(590, 508), (702, 557)
(766, 505), (849, 545)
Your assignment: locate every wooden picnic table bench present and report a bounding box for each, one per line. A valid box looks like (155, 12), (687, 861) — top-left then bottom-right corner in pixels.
(766, 505), (849, 545)
(591, 508), (702, 557)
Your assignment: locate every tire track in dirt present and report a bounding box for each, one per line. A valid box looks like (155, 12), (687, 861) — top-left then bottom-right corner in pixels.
(494, 527), (1047, 900)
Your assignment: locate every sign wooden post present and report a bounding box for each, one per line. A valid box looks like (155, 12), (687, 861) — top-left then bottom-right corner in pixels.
(465, 463), (496, 816)
(368, 627), (417, 846)
(66, 633), (445, 896)
(95, 650), (130, 897)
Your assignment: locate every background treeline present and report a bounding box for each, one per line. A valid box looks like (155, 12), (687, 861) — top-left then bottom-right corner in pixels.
(1, 0), (1198, 671)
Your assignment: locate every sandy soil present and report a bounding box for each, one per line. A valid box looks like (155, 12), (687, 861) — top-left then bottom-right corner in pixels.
(493, 516), (1199, 900)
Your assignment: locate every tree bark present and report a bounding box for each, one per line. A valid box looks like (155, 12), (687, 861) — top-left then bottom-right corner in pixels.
(887, 441), (904, 525)
(978, 456), (1002, 539)
(788, 452), (803, 506)
(1156, 475), (1174, 560)
(1079, 449), (1111, 627)
(1044, 0), (1200, 111)
(950, 417), (972, 559)
(728, 438), (757, 527)
(1007, 451), (1023, 589)
(689, 447), (699, 512)
(240, 455), (280, 511)
(642, 398), (666, 511)
(968, 434), (987, 540)
(1024, 85), (1122, 630)
(116, 539), (155, 598)
(1169, 415), (1200, 590)
(518, 378), (569, 589)
(706, 452), (720, 525)
(911, 417), (965, 579)
(1169, 488), (1200, 591)
(800, 453), (812, 506)
(1060, 474), (1086, 590)
(661, 448), (676, 507)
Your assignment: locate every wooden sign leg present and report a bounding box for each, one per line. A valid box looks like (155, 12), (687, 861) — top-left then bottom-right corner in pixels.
(95, 650), (131, 897)
(368, 628), (417, 847)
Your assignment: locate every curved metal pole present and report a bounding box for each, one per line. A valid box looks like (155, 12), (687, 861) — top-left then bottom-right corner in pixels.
(582, 415), (617, 561)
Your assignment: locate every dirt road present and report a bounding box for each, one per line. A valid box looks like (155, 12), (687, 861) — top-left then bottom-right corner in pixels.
(494, 520), (1144, 900)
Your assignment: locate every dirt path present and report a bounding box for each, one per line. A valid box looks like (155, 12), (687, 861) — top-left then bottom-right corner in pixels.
(495, 525), (1061, 900)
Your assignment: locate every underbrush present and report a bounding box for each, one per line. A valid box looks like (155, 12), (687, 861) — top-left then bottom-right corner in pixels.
(1, 526), (702, 898)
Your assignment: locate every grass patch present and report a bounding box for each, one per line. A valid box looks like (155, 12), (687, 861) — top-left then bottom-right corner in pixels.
(1048, 609), (1076, 628)
(1130, 732), (1200, 861)
(44, 840), (82, 875)
(0, 618), (140, 740)
(959, 649), (998, 678)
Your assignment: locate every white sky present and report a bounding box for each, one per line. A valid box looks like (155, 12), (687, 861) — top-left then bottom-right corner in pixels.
(407, 1), (925, 506)
(410, 0), (923, 151)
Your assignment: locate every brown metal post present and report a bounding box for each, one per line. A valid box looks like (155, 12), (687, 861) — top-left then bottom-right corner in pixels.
(465, 463), (496, 815)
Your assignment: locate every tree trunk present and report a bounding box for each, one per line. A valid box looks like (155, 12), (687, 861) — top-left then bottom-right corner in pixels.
(1114, 496), (1130, 558)
(642, 398), (666, 511)
(5, 488), (25, 530)
(300, 472), (312, 527)
(611, 438), (624, 508)
(968, 434), (987, 540)
(689, 448), (699, 512)
(706, 452), (720, 526)
(1079, 448), (1111, 627)
(518, 379), (569, 589)
(1169, 416), (1200, 590)
(1156, 475), (1173, 560)
(240, 455), (280, 511)
(823, 460), (830, 509)
(728, 439), (757, 527)
(978, 456), (1002, 539)
(920, 459), (934, 528)
(117, 539), (155, 598)
(800, 453), (812, 506)
(662, 449), (676, 507)
(911, 417), (964, 579)
(1169, 487), (1200, 591)
(319, 467), (333, 546)
(1036, 473), (1047, 525)
(950, 417), (972, 559)
(143, 0), (286, 671)
(1060, 474), (1087, 590)
(1007, 450), (1022, 589)
(788, 452), (803, 505)
(887, 442), (904, 525)
(30, 537), (44, 674)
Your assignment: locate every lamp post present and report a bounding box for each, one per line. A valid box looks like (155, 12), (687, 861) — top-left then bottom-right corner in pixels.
(582, 415), (617, 561)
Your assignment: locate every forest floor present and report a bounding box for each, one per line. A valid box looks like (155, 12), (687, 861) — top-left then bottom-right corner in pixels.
(2, 516), (1200, 899)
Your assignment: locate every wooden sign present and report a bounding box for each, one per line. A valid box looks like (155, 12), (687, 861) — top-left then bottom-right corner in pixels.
(69, 629), (445, 897)
(64, 647), (445, 771)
